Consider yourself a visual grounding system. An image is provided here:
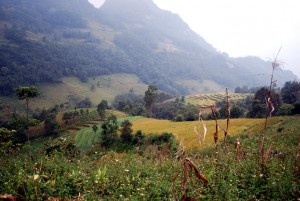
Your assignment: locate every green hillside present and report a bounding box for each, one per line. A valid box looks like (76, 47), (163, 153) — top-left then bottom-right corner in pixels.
(0, 74), (148, 112)
(35, 74), (148, 109)
(0, 0), (296, 97)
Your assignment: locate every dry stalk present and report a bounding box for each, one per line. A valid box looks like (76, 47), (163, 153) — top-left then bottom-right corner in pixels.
(224, 88), (231, 142)
(260, 48), (283, 171)
(209, 104), (220, 200)
(210, 105), (219, 144)
(265, 145), (272, 162)
(173, 142), (208, 200)
(194, 108), (207, 145)
(181, 157), (208, 200)
(185, 158), (208, 186)
(235, 138), (241, 162)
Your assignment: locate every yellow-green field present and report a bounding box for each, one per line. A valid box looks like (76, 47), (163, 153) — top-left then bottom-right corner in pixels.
(27, 74), (148, 110)
(186, 92), (252, 106)
(132, 117), (283, 150)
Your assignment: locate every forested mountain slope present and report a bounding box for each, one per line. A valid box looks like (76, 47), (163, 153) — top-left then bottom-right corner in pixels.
(0, 0), (296, 95)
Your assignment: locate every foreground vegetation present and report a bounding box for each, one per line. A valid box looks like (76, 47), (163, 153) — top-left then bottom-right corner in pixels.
(0, 75), (299, 200)
(1, 115), (299, 200)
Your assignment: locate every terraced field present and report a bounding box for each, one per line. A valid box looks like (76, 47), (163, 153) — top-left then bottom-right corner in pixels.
(186, 92), (252, 106)
(132, 117), (282, 150)
(74, 114), (142, 149)
(74, 115), (283, 150)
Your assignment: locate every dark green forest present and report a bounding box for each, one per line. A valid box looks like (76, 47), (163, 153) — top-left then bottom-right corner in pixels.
(0, 0), (296, 96)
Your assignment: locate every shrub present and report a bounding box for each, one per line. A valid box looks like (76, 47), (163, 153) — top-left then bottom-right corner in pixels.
(120, 120), (133, 143)
(277, 104), (294, 116)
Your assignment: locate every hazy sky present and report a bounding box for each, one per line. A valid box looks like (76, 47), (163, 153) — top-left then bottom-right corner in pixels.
(88, 0), (300, 78)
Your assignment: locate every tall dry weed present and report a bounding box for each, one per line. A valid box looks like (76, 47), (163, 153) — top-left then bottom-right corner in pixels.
(260, 48), (283, 172)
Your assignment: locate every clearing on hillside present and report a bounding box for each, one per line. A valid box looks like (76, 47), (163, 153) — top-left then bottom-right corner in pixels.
(28, 74), (148, 110)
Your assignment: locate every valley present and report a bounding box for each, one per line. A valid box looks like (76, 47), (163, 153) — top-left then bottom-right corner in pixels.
(0, 0), (299, 200)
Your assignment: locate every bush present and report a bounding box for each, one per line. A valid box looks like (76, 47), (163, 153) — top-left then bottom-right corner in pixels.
(100, 115), (118, 148)
(120, 120), (133, 144)
(292, 102), (300, 114)
(173, 114), (184, 122)
(277, 104), (294, 116)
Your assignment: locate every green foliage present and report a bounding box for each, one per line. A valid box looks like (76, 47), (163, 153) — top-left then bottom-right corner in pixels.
(92, 125), (99, 134)
(173, 114), (184, 122)
(76, 97), (92, 108)
(230, 105), (244, 118)
(152, 98), (184, 120)
(0, 128), (15, 157)
(100, 115), (119, 147)
(277, 103), (295, 116)
(120, 120), (133, 143)
(292, 101), (300, 114)
(281, 81), (300, 104)
(44, 137), (79, 158)
(62, 111), (79, 125)
(97, 100), (109, 120)
(181, 103), (199, 121)
(14, 86), (40, 145)
(44, 113), (59, 136)
(151, 97), (199, 121)
(248, 87), (282, 118)
(149, 132), (173, 145)
(15, 86), (40, 101)
(144, 85), (158, 114)
(112, 93), (146, 116)
(220, 101), (246, 119)
(7, 115), (27, 143)
(75, 124), (102, 150)
(234, 85), (260, 93)
(132, 130), (145, 145)
(0, 116), (299, 200)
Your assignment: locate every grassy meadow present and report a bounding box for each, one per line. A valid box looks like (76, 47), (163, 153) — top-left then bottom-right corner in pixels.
(22, 74), (148, 110)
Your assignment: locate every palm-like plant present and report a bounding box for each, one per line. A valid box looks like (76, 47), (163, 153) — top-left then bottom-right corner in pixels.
(15, 86), (40, 145)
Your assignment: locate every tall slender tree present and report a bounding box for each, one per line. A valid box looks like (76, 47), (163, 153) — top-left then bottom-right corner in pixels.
(144, 85), (158, 115)
(97, 100), (108, 121)
(15, 86), (40, 147)
(120, 120), (133, 143)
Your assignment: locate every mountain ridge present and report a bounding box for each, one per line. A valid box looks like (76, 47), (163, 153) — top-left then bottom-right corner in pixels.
(0, 0), (296, 96)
